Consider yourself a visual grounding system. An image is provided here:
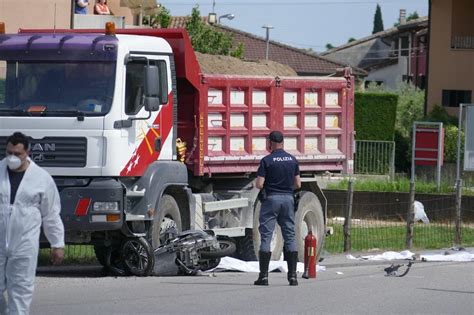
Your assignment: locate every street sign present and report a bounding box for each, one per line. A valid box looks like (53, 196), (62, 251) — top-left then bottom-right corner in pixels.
(411, 122), (444, 189)
(464, 106), (474, 171)
(414, 127), (444, 166)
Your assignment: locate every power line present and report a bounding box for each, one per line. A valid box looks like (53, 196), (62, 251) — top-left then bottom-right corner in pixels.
(161, 0), (418, 6)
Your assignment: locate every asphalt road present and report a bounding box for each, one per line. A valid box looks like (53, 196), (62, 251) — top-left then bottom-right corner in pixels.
(30, 257), (474, 315)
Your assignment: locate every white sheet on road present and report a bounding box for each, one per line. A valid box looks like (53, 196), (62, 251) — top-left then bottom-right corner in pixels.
(420, 252), (474, 262)
(346, 250), (415, 261)
(214, 256), (326, 273)
(346, 250), (474, 262)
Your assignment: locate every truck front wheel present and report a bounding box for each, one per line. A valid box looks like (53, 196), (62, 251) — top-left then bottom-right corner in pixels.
(150, 194), (182, 248)
(250, 200), (284, 261)
(295, 191), (325, 262)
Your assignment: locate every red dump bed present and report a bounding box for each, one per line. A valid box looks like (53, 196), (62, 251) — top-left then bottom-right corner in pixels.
(19, 27), (354, 176)
(186, 74), (355, 176)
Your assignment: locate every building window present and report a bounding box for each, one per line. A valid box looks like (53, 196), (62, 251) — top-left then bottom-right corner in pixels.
(442, 90), (472, 107)
(451, 0), (474, 49)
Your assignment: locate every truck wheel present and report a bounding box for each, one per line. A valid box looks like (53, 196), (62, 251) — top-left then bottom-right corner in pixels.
(94, 245), (107, 267)
(150, 194), (182, 248)
(106, 245), (130, 276)
(235, 229), (257, 261)
(295, 191), (325, 262)
(251, 200), (284, 261)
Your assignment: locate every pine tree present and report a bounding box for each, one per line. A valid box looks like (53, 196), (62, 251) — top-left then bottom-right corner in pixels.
(372, 4), (384, 34)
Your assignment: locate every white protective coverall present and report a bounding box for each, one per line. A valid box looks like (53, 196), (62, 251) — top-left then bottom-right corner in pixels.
(0, 158), (64, 315)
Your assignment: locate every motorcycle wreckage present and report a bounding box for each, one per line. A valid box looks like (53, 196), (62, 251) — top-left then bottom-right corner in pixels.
(103, 225), (236, 276)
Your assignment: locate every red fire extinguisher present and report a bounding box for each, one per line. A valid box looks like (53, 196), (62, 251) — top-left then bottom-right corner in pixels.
(302, 230), (317, 279)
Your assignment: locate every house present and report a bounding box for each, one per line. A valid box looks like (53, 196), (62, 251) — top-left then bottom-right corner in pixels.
(168, 17), (367, 78)
(426, 0), (474, 116)
(0, 0), (135, 32)
(321, 11), (428, 90)
(0, 2), (365, 78)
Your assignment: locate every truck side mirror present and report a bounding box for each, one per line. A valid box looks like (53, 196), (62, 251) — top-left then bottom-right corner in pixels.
(144, 64), (169, 112)
(144, 65), (161, 112)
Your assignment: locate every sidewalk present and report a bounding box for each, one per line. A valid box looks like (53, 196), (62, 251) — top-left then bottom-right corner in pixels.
(320, 247), (474, 269)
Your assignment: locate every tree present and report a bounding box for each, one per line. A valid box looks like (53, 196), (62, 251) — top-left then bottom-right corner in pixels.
(347, 37), (356, 43)
(325, 43), (334, 50)
(394, 11), (420, 27)
(372, 4), (384, 34)
(143, 6), (171, 28)
(407, 11), (419, 21)
(185, 6), (244, 58)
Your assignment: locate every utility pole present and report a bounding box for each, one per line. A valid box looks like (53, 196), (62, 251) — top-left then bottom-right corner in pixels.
(262, 25), (274, 60)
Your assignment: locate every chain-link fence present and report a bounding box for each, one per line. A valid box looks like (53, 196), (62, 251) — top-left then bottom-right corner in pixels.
(324, 189), (474, 253)
(38, 189), (474, 265)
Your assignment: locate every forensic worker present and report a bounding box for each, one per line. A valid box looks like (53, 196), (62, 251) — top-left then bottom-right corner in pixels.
(0, 132), (65, 314)
(254, 131), (301, 286)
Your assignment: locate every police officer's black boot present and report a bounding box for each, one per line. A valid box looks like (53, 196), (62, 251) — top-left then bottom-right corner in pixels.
(254, 251), (271, 286)
(287, 251), (298, 286)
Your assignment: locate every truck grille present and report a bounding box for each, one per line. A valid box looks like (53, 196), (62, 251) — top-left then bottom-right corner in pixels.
(0, 137), (87, 167)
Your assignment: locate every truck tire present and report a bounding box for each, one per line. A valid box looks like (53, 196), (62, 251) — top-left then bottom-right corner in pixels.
(235, 229), (257, 261)
(150, 194), (182, 248)
(295, 191), (325, 263)
(251, 199), (284, 261)
(94, 245), (107, 267)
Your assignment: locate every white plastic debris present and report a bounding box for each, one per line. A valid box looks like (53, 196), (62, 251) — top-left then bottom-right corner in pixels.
(347, 250), (415, 261)
(420, 252), (474, 262)
(414, 200), (430, 224)
(212, 256), (326, 273)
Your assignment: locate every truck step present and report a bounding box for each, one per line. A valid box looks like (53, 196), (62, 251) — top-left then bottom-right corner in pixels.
(126, 187), (145, 198)
(203, 198), (249, 213)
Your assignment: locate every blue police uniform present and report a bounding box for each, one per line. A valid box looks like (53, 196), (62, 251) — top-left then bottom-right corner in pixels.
(256, 148), (300, 252)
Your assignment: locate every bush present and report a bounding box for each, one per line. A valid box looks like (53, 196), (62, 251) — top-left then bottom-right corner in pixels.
(444, 125), (464, 163)
(354, 92), (398, 140)
(363, 82), (424, 138)
(394, 130), (410, 172)
(427, 105), (458, 126)
(394, 83), (425, 137)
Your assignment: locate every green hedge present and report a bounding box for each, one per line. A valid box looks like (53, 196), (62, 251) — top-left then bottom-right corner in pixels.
(355, 92), (398, 141)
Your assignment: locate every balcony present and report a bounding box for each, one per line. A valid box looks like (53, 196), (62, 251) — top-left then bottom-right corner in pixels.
(451, 35), (474, 49)
(73, 14), (126, 29)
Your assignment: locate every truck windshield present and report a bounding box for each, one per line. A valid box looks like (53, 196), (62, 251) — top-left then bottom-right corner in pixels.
(0, 61), (115, 116)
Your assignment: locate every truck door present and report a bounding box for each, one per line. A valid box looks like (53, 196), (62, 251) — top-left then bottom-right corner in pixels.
(118, 55), (174, 177)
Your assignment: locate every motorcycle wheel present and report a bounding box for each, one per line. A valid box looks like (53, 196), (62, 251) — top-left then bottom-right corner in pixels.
(200, 239), (236, 259)
(122, 237), (155, 277)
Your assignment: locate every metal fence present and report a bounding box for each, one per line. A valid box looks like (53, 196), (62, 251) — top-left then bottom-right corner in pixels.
(354, 140), (395, 178)
(324, 189), (474, 254)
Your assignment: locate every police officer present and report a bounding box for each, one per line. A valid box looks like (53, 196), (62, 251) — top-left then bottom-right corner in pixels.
(254, 131), (301, 286)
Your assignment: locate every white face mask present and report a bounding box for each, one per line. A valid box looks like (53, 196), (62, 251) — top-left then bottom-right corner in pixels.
(6, 155), (22, 170)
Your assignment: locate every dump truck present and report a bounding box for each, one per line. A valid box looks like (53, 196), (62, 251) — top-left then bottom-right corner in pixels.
(0, 23), (354, 275)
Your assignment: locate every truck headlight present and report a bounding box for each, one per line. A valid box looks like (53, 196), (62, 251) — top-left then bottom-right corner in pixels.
(93, 201), (119, 212)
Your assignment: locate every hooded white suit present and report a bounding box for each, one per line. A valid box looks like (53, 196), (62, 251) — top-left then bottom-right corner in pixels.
(0, 158), (64, 315)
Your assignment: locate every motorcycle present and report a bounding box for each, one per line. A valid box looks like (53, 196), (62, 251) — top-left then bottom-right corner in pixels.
(104, 226), (236, 277)
(153, 227), (236, 276)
